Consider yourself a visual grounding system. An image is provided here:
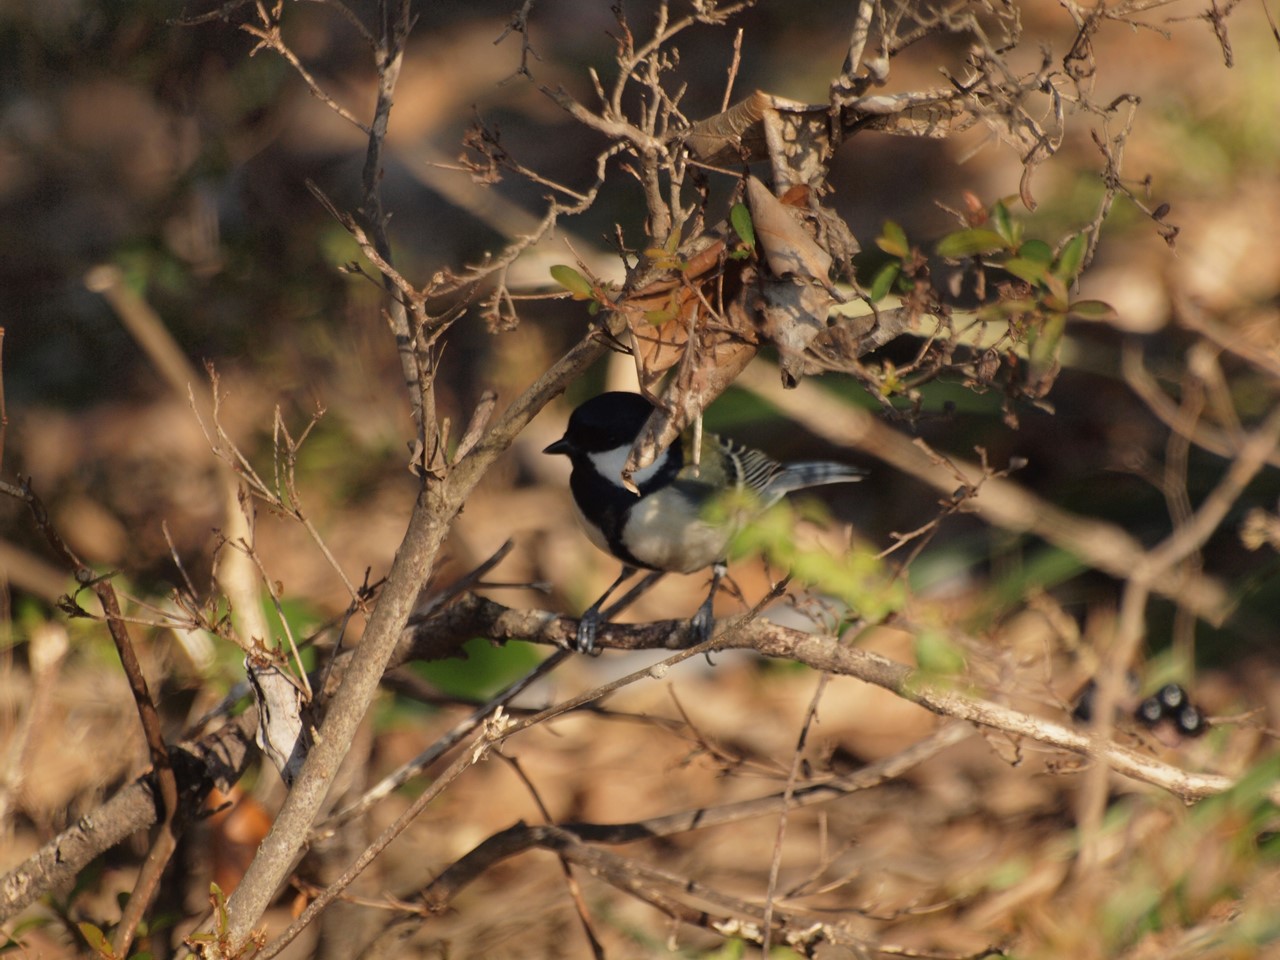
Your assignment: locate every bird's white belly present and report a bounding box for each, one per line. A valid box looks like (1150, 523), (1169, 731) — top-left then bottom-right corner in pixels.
(621, 491), (730, 573)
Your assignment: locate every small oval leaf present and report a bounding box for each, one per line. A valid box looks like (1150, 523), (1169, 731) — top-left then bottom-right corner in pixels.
(730, 202), (756, 248)
(549, 264), (594, 299)
(1053, 232), (1088, 283)
(1030, 312), (1067, 367)
(991, 201), (1014, 244)
(1003, 257), (1048, 285)
(1067, 299), (1119, 321)
(868, 260), (901, 302)
(936, 228), (1009, 259)
(78, 923), (111, 955)
(1042, 273), (1069, 312)
(876, 220), (910, 259)
(978, 298), (1038, 322)
(644, 307), (678, 325)
(1017, 238), (1053, 264)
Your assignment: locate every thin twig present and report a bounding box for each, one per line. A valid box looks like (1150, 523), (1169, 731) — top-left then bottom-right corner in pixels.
(1121, 340), (1280, 469)
(311, 648), (570, 836)
(0, 480), (182, 955)
(239, 3), (371, 134)
(762, 671), (830, 956)
(1078, 402), (1280, 874)
(499, 755), (607, 959)
(255, 703), (513, 960)
(720, 27), (744, 113)
(735, 363), (1234, 624)
(425, 721), (972, 912)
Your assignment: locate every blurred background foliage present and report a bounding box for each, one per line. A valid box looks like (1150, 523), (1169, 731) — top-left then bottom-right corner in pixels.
(2, 0), (1280, 957)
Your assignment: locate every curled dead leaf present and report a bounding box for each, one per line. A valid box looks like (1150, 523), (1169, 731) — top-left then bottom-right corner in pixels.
(745, 176), (832, 282)
(759, 278), (836, 387)
(622, 324), (758, 487)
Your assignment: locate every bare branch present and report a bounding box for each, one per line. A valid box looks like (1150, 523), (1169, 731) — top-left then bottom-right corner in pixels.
(401, 593), (1262, 804)
(238, 2), (371, 134)
(211, 301), (624, 951)
(0, 713), (257, 922)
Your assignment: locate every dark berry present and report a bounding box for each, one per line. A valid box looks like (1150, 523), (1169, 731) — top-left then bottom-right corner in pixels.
(1136, 696), (1164, 727)
(1174, 704), (1207, 737)
(1156, 683), (1187, 711)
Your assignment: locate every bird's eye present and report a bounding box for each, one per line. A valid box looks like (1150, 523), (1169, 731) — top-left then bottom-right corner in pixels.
(581, 424), (621, 448)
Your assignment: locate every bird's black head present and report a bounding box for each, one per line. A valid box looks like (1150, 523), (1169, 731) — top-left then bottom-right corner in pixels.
(543, 392), (654, 458)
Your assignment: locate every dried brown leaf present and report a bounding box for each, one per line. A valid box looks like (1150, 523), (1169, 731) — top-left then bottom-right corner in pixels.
(761, 100), (833, 192)
(745, 176), (832, 282)
(617, 240), (730, 387)
(622, 291), (758, 484)
(758, 278), (836, 388)
(683, 90), (821, 167)
(683, 89), (776, 165)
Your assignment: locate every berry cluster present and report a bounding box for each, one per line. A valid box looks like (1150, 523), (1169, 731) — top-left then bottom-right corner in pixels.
(1071, 678), (1209, 738)
(1135, 682), (1207, 738)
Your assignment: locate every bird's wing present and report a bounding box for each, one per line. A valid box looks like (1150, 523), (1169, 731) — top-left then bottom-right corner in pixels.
(718, 437), (786, 498)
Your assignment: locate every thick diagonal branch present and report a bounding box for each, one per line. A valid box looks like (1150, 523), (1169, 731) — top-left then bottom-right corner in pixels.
(213, 316), (622, 954)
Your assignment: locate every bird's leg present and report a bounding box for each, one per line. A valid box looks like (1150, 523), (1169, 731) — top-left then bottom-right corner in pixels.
(690, 560), (728, 645)
(576, 565), (639, 655)
(603, 570), (665, 620)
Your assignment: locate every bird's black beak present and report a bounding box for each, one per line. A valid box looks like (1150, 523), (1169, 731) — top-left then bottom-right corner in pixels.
(543, 437), (570, 456)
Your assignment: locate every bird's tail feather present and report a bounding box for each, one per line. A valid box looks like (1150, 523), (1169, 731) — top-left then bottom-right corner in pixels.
(768, 463), (866, 497)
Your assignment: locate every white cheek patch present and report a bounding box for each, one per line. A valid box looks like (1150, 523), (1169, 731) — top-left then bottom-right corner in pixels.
(588, 445), (671, 487)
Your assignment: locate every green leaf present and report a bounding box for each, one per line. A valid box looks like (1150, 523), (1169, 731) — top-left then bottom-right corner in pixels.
(1053, 232), (1089, 283)
(990, 200), (1014, 244)
(729, 202), (755, 248)
(643, 246), (685, 270)
(868, 261), (901, 302)
(1067, 299), (1118, 321)
(936, 228), (1009, 259)
(549, 264), (594, 299)
(915, 630), (966, 676)
(703, 937), (748, 959)
(977, 298), (1037, 322)
(414, 637), (543, 700)
(875, 220), (910, 259)
(1002, 257), (1048, 285)
(78, 923), (113, 958)
(644, 307), (678, 325)
(1017, 238), (1053, 264)
(210, 882), (229, 937)
(1029, 311), (1067, 369)
(1042, 273), (1069, 312)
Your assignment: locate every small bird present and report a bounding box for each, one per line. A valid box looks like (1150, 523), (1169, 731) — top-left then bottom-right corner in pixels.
(543, 391), (866, 653)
